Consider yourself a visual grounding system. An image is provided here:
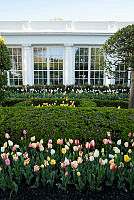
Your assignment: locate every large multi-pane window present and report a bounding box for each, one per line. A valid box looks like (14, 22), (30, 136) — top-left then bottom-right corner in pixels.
(90, 48), (104, 85)
(34, 47), (63, 85)
(75, 48), (88, 84)
(115, 63), (128, 85)
(8, 48), (22, 86)
(34, 48), (47, 85)
(49, 47), (63, 85)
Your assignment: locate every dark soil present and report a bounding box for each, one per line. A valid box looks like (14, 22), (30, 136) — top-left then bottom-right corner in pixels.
(0, 185), (134, 200)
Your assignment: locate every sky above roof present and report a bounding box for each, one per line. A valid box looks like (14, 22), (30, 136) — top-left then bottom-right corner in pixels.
(0, 0), (134, 21)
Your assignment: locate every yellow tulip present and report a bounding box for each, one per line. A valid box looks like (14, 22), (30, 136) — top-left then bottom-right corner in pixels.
(40, 164), (44, 168)
(61, 148), (67, 154)
(77, 171), (80, 176)
(128, 149), (132, 154)
(0, 167), (2, 172)
(101, 148), (104, 153)
(109, 159), (114, 164)
(47, 156), (50, 161)
(3, 142), (7, 148)
(50, 159), (56, 165)
(124, 155), (131, 163)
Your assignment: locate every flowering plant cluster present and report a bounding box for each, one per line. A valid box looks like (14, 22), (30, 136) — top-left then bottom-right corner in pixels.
(33, 97), (75, 108)
(0, 131), (134, 194)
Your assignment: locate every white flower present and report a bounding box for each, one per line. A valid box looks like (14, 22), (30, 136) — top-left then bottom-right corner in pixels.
(114, 147), (120, 154)
(65, 157), (70, 165)
(94, 149), (99, 157)
(14, 144), (19, 149)
(89, 156), (94, 161)
(40, 139), (43, 144)
(65, 145), (69, 150)
(117, 139), (121, 145)
(104, 159), (108, 164)
(109, 154), (114, 159)
(51, 149), (55, 155)
(31, 136), (35, 142)
(8, 140), (13, 146)
(17, 152), (22, 156)
(1, 147), (5, 152)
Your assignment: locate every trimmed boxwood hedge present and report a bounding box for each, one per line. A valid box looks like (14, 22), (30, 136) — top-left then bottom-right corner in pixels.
(0, 106), (134, 148)
(93, 99), (128, 109)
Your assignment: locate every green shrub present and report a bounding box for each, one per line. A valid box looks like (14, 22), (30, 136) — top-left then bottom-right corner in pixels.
(0, 106), (134, 148)
(2, 98), (25, 107)
(93, 99), (128, 109)
(78, 99), (96, 107)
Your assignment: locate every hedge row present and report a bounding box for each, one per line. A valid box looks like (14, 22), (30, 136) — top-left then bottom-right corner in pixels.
(2, 98), (129, 108)
(0, 106), (134, 148)
(93, 99), (128, 109)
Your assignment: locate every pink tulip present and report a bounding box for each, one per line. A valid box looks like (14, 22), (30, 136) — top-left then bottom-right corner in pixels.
(78, 145), (82, 150)
(75, 139), (79, 146)
(128, 133), (131, 137)
(13, 146), (16, 151)
(23, 152), (28, 159)
(109, 140), (112, 144)
(23, 130), (27, 135)
(29, 143), (32, 148)
(5, 159), (10, 166)
(34, 165), (40, 172)
(90, 140), (95, 148)
(65, 171), (68, 177)
(107, 132), (111, 138)
(59, 139), (63, 145)
(69, 139), (73, 144)
(21, 137), (24, 141)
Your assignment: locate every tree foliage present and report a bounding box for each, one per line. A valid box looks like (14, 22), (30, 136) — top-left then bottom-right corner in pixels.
(103, 24), (134, 75)
(0, 35), (12, 72)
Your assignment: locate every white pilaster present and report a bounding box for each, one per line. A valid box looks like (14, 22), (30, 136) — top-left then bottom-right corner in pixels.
(64, 44), (74, 85)
(23, 44), (33, 86)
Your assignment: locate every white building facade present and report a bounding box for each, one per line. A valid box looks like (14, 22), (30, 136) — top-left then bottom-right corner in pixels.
(0, 20), (133, 86)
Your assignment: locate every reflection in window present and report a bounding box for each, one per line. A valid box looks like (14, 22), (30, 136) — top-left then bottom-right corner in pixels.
(33, 47), (63, 85)
(34, 48), (47, 85)
(49, 47), (63, 85)
(90, 48), (104, 85)
(115, 63), (128, 85)
(75, 48), (88, 85)
(8, 48), (22, 86)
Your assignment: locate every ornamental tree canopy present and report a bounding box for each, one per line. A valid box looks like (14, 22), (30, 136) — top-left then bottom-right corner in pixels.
(103, 24), (134, 109)
(0, 35), (12, 71)
(103, 24), (134, 73)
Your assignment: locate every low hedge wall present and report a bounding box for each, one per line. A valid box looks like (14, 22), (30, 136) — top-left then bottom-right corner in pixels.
(0, 106), (134, 148)
(93, 99), (128, 109)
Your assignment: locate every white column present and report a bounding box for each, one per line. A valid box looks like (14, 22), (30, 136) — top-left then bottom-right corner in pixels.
(128, 67), (131, 87)
(64, 44), (74, 85)
(23, 44), (33, 86)
(104, 70), (110, 86)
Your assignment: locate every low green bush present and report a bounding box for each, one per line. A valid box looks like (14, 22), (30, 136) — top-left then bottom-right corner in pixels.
(2, 98), (25, 107)
(0, 106), (134, 148)
(93, 99), (128, 109)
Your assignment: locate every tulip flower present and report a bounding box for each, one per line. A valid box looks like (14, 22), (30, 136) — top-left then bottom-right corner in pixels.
(8, 140), (13, 147)
(34, 165), (40, 172)
(77, 171), (80, 176)
(0, 167), (2, 172)
(75, 140), (79, 146)
(65, 145), (69, 150)
(50, 159), (56, 165)
(3, 142), (7, 148)
(85, 142), (90, 149)
(69, 139), (73, 144)
(107, 132), (111, 138)
(1, 147), (5, 153)
(94, 149), (99, 157)
(5, 133), (10, 139)
(90, 140), (95, 148)
(61, 161), (67, 168)
(23, 152), (28, 159)
(73, 146), (78, 152)
(124, 155), (131, 162)
(77, 157), (83, 164)
(89, 156), (94, 162)
(128, 149), (132, 154)
(124, 142), (128, 148)
(128, 133), (131, 137)
(110, 163), (117, 170)
(71, 161), (78, 169)
(65, 171), (68, 177)
(61, 148), (66, 154)
(31, 136), (35, 142)
(103, 139), (109, 144)
(5, 159), (10, 166)
(117, 139), (121, 145)
(23, 130), (27, 135)
(24, 158), (30, 166)
(57, 139), (63, 145)
(44, 160), (49, 167)
(51, 149), (55, 155)
(21, 137), (24, 141)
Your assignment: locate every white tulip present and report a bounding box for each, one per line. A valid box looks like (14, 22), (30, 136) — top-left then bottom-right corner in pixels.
(1, 147), (5, 152)
(8, 140), (13, 146)
(117, 139), (121, 145)
(94, 149), (99, 157)
(51, 149), (55, 155)
(89, 156), (94, 161)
